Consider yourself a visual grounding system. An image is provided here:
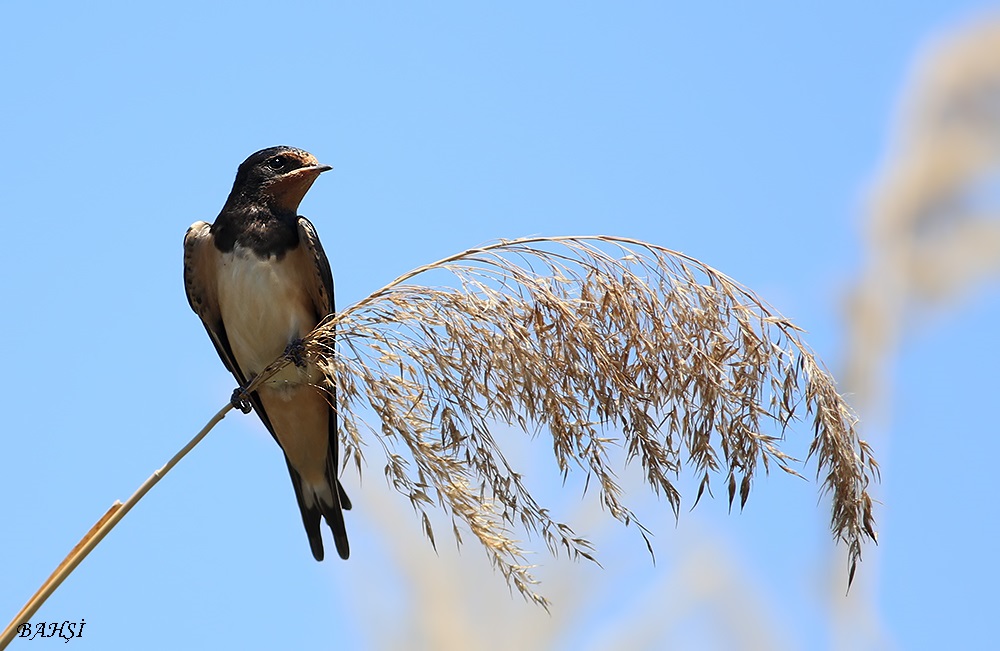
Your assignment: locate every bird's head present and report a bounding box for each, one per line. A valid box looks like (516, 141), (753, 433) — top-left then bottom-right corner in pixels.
(224, 146), (332, 215)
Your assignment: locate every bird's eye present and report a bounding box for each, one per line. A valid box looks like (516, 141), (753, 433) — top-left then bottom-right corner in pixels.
(266, 156), (287, 172)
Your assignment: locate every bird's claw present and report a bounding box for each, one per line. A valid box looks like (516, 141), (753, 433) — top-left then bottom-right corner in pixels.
(231, 388), (253, 414)
(284, 338), (308, 368)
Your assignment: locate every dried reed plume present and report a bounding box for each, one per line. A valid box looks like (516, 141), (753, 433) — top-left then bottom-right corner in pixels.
(300, 235), (879, 605)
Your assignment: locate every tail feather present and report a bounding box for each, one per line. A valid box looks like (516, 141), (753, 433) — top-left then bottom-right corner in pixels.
(338, 481), (352, 511)
(280, 376), (351, 560)
(286, 460), (327, 561)
(322, 387), (350, 558)
(286, 461), (351, 561)
(320, 479), (350, 560)
(321, 408), (350, 559)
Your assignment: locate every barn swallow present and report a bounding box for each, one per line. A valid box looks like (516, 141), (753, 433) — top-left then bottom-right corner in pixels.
(183, 146), (351, 560)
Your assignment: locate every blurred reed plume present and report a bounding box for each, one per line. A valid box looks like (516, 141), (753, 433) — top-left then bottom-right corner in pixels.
(300, 235), (879, 605)
(847, 19), (1000, 417)
(834, 18), (1000, 649)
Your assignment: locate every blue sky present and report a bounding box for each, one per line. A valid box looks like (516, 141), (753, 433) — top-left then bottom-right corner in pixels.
(2, 2), (998, 649)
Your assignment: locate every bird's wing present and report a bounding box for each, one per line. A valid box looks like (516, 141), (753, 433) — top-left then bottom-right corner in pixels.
(297, 215), (353, 512)
(184, 221), (245, 384)
(295, 216), (335, 318)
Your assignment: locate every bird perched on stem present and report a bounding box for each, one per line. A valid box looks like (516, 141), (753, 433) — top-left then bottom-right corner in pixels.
(183, 146), (351, 561)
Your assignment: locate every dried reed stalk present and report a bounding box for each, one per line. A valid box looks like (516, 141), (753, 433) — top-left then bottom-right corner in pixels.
(0, 403), (235, 650)
(304, 235), (880, 606)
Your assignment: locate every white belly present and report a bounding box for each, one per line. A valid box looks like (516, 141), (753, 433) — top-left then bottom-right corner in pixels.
(216, 246), (318, 383)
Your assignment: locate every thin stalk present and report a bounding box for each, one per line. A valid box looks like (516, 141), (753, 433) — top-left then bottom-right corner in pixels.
(0, 402), (236, 649)
(0, 335), (296, 648)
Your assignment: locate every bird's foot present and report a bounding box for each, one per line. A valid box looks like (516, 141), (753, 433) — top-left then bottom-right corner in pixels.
(284, 338), (308, 368)
(231, 387), (253, 414)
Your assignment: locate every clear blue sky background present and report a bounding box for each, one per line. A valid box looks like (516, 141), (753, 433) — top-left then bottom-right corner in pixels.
(2, 2), (998, 649)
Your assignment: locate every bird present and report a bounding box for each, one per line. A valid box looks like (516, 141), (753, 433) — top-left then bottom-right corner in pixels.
(183, 145), (351, 561)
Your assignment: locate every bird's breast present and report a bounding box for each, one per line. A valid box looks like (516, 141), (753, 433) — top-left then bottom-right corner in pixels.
(216, 246), (319, 384)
